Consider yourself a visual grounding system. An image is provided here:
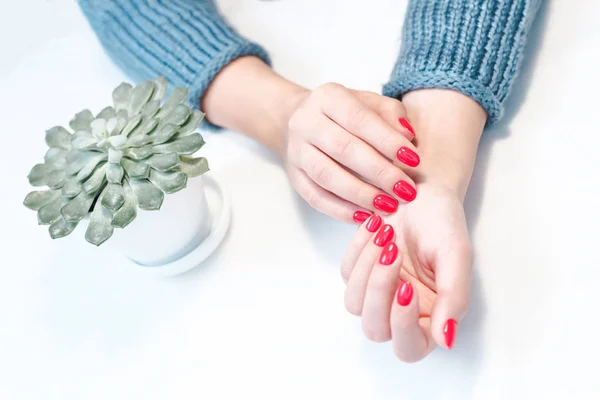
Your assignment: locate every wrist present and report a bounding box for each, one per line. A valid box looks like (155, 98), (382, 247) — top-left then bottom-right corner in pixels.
(202, 56), (307, 154)
(402, 89), (487, 200)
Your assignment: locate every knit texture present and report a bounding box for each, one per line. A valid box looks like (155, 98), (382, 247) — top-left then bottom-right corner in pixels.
(384, 0), (542, 125)
(78, 0), (271, 130)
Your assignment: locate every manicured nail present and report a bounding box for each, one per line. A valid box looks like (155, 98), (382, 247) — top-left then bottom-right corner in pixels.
(379, 242), (398, 265)
(399, 118), (415, 138)
(353, 210), (371, 224)
(366, 214), (382, 232)
(397, 281), (413, 306)
(373, 194), (397, 213)
(373, 224), (394, 247)
(444, 319), (458, 349)
(397, 147), (420, 167)
(393, 180), (417, 202)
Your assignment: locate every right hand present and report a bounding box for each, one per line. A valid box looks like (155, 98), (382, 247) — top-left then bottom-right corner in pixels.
(281, 83), (421, 223)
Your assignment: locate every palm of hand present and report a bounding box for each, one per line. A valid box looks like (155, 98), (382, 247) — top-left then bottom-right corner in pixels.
(341, 183), (472, 361)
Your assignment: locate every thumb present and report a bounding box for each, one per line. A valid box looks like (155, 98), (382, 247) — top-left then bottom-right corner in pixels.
(430, 240), (473, 349)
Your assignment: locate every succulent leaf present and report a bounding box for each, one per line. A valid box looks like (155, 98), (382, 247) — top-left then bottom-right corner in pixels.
(111, 182), (137, 228)
(162, 104), (191, 127)
(45, 126), (71, 149)
(112, 82), (133, 112)
(123, 145), (153, 160)
(151, 123), (178, 144)
(49, 217), (78, 239)
(67, 152), (105, 176)
(69, 110), (94, 131)
(75, 155), (107, 181)
(82, 163), (108, 195)
(106, 163), (125, 184)
(24, 190), (61, 210)
(28, 163), (55, 187)
(152, 132), (204, 155)
(152, 76), (168, 102)
(147, 153), (179, 172)
(61, 191), (95, 223)
(96, 106), (116, 121)
(101, 183), (125, 211)
(127, 135), (153, 148)
(121, 114), (143, 137)
(121, 158), (150, 179)
(179, 156), (209, 177)
(37, 198), (64, 225)
(141, 100), (160, 120)
(44, 147), (68, 168)
(46, 169), (66, 190)
(61, 179), (83, 198)
(129, 80), (155, 115)
(177, 110), (205, 137)
(149, 169), (188, 194)
(85, 192), (114, 246)
(129, 179), (164, 210)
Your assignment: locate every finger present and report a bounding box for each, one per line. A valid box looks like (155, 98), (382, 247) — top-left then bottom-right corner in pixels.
(314, 83), (421, 169)
(344, 224), (395, 316)
(391, 279), (436, 362)
(341, 214), (383, 284)
(430, 241), (473, 350)
(360, 241), (403, 342)
(350, 90), (416, 141)
(290, 167), (369, 223)
(300, 144), (403, 214)
(308, 118), (418, 205)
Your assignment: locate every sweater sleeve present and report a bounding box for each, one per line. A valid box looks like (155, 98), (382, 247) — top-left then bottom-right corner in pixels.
(383, 0), (542, 125)
(78, 0), (271, 129)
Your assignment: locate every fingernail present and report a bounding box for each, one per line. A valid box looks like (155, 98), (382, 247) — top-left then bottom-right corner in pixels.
(397, 147), (420, 167)
(393, 180), (417, 202)
(379, 242), (398, 265)
(374, 224), (394, 247)
(353, 210), (371, 224)
(397, 281), (413, 306)
(366, 214), (382, 232)
(444, 319), (458, 349)
(373, 194), (397, 213)
(399, 118), (415, 138)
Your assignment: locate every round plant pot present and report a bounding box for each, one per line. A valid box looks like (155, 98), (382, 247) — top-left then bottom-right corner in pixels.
(111, 174), (231, 275)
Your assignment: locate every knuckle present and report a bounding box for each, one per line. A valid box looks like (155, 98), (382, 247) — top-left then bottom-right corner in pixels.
(316, 82), (345, 98)
(345, 105), (370, 130)
(330, 136), (353, 160)
(314, 164), (330, 185)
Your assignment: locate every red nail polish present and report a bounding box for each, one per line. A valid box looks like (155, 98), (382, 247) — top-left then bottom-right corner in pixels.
(379, 242), (398, 265)
(397, 281), (413, 306)
(399, 118), (415, 137)
(366, 214), (382, 232)
(393, 180), (417, 202)
(444, 319), (458, 349)
(353, 210), (371, 224)
(397, 147), (420, 167)
(373, 195), (397, 213)
(374, 224), (394, 247)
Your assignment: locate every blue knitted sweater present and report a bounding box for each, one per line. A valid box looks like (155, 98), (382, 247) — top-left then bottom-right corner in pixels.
(79, 0), (541, 126)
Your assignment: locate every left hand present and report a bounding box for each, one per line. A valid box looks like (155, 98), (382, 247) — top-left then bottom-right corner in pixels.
(340, 183), (472, 362)
(339, 88), (487, 362)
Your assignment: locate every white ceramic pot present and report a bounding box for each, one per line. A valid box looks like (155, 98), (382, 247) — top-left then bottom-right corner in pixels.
(110, 174), (231, 274)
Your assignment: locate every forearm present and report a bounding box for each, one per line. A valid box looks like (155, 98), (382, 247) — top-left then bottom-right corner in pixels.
(202, 57), (307, 154)
(403, 89), (486, 201)
(78, 0), (270, 123)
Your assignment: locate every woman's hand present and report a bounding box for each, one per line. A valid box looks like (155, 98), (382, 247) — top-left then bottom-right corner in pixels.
(341, 184), (472, 361)
(339, 88), (487, 362)
(282, 83), (421, 223)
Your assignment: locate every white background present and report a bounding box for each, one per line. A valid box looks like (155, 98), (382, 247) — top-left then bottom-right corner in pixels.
(1, 0), (600, 399)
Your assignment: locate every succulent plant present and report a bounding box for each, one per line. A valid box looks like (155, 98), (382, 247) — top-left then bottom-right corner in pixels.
(24, 77), (209, 246)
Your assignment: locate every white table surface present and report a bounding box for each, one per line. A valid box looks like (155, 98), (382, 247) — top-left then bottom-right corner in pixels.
(2, 1), (600, 399)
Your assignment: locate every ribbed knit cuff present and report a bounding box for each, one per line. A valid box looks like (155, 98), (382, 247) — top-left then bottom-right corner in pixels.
(79, 0), (271, 131)
(384, 0), (542, 125)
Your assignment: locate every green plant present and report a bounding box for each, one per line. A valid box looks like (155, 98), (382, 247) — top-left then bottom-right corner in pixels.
(23, 77), (209, 246)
